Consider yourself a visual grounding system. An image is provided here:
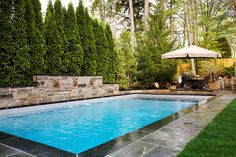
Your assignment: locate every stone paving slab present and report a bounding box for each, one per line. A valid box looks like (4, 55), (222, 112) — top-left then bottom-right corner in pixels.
(143, 146), (179, 157)
(107, 92), (236, 157)
(107, 141), (156, 157)
(0, 137), (75, 157)
(0, 143), (35, 157)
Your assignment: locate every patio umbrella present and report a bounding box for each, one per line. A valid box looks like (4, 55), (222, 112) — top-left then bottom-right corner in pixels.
(161, 45), (222, 59)
(161, 45), (222, 74)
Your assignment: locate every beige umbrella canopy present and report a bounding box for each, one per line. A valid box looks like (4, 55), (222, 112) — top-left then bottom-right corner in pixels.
(161, 45), (222, 59)
(161, 45), (222, 75)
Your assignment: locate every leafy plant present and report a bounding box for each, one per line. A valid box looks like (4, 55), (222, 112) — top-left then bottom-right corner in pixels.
(224, 66), (234, 77)
(198, 60), (224, 76)
(115, 31), (137, 89)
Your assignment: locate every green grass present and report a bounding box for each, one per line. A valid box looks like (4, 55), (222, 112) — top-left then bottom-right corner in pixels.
(178, 98), (236, 157)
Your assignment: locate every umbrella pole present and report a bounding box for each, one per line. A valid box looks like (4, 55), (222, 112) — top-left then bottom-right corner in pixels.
(196, 58), (198, 75)
(190, 59), (196, 75)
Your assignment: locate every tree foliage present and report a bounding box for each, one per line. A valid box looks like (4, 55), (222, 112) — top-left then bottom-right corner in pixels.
(114, 0), (145, 31)
(215, 37), (232, 58)
(76, 1), (97, 75)
(44, 0), (64, 74)
(92, 19), (109, 80)
(64, 3), (83, 75)
(0, 0), (117, 87)
(54, 0), (68, 73)
(197, 0), (232, 49)
(10, 0), (31, 85)
(137, 0), (177, 88)
(0, 0), (14, 86)
(25, 0), (46, 76)
(31, 0), (44, 31)
(115, 31), (136, 89)
(105, 24), (116, 83)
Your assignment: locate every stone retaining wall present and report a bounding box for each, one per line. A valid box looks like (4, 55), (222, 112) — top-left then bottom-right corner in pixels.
(0, 75), (119, 109)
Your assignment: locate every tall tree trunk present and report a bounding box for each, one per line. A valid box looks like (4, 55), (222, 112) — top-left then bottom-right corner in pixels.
(183, 2), (187, 46)
(193, 0), (198, 44)
(144, 0), (149, 30)
(129, 0), (135, 49)
(91, 0), (106, 22)
(169, 0), (174, 32)
(189, 0), (198, 45)
(185, 0), (196, 75)
(190, 0), (195, 44)
(101, 0), (106, 22)
(185, 0), (191, 45)
(190, 0), (198, 74)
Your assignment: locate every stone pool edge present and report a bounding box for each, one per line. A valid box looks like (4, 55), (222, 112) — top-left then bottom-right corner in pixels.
(0, 92), (216, 110)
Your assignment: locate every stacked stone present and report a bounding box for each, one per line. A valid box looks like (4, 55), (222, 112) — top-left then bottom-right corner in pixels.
(0, 75), (119, 109)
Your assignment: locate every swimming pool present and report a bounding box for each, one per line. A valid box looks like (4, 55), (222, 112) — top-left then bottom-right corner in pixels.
(0, 94), (211, 154)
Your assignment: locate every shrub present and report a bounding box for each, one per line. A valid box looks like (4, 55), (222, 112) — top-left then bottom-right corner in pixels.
(224, 66), (234, 78)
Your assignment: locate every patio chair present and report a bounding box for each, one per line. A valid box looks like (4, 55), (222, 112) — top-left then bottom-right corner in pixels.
(181, 75), (192, 89)
(203, 75), (210, 89)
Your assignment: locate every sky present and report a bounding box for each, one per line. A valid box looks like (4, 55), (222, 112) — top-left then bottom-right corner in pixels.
(40, 0), (91, 14)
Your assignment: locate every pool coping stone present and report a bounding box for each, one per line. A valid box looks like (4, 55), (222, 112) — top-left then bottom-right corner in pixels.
(0, 92), (216, 110)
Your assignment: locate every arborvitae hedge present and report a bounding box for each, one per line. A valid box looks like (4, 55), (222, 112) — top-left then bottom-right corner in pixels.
(76, 1), (97, 75)
(92, 19), (109, 81)
(25, 0), (46, 76)
(62, 6), (67, 24)
(44, 0), (64, 74)
(11, 0), (31, 85)
(0, 0), (13, 86)
(105, 24), (116, 83)
(31, 0), (44, 32)
(64, 3), (83, 75)
(0, 0), (116, 86)
(54, 0), (68, 73)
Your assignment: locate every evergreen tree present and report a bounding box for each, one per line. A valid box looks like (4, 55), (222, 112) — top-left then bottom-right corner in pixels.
(115, 47), (127, 89)
(44, 0), (53, 25)
(44, 0), (64, 74)
(92, 19), (109, 81)
(25, 0), (46, 76)
(62, 6), (67, 26)
(137, 1), (177, 88)
(76, 1), (97, 75)
(215, 37), (232, 58)
(115, 31), (137, 89)
(0, 0), (14, 86)
(64, 3), (84, 75)
(105, 24), (116, 83)
(31, 0), (44, 31)
(54, 0), (68, 73)
(137, 40), (156, 88)
(10, 0), (30, 85)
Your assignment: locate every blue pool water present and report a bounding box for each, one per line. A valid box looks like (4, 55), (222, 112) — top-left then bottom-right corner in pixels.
(0, 98), (197, 154)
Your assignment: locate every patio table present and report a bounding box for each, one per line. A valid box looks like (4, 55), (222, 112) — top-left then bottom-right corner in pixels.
(191, 78), (204, 89)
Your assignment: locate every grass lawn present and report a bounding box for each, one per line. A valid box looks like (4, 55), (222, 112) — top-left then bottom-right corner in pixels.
(178, 98), (236, 157)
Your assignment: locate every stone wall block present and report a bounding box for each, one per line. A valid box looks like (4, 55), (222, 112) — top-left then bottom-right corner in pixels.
(0, 75), (119, 108)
